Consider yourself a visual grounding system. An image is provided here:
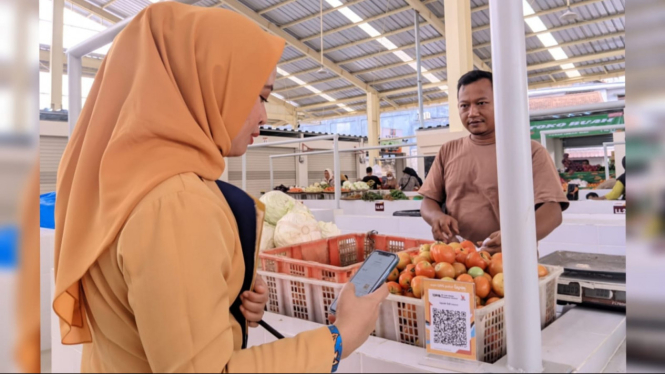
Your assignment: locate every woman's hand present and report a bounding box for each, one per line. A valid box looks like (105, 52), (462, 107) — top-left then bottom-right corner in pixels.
(240, 275), (269, 327)
(328, 283), (389, 359)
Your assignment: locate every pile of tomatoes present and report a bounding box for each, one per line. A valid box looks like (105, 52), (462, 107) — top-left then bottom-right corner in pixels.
(385, 241), (550, 309)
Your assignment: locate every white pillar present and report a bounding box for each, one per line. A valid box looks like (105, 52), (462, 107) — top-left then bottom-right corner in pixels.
(489, 0), (543, 372)
(366, 92), (381, 168)
(50, 0), (64, 111)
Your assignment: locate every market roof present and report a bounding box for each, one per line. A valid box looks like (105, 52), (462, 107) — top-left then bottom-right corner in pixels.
(53, 0), (625, 120)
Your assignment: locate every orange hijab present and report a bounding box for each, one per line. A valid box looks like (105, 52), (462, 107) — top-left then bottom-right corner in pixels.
(53, 2), (284, 345)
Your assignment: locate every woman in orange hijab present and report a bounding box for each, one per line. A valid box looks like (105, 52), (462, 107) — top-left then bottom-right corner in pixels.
(53, 3), (385, 373)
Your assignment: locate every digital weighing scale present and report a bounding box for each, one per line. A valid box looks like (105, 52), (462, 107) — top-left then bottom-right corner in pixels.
(540, 251), (626, 309)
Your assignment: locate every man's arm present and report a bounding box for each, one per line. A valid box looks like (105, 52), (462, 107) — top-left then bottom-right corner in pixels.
(421, 197), (459, 242)
(483, 202), (563, 253)
(535, 202), (563, 241)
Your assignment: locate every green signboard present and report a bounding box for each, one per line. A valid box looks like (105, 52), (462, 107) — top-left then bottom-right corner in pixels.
(530, 113), (624, 140)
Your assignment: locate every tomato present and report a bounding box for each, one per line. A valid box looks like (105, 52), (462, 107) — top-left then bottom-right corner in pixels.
(415, 261), (436, 278)
(482, 272), (493, 284)
(465, 252), (487, 271)
(492, 253), (503, 262)
(468, 267), (485, 279)
(489, 259), (503, 277)
(457, 274), (474, 283)
(399, 273), (414, 290)
(403, 290), (416, 298)
(485, 297), (501, 306)
(538, 265), (549, 278)
(475, 295), (483, 307)
(387, 268), (400, 282)
(396, 252), (411, 270)
(434, 262), (456, 279)
(431, 244), (456, 264)
(441, 277), (455, 281)
(492, 273), (504, 297)
(412, 254), (430, 265)
(461, 240), (477, 253)
(474, 277), (491, 298)
(452, 262), (467, 278)
(387, 281), (402, 295)
(403, 264), (416, 277)
(411, 276), (427, 298)
(419, 243), (432, 253)
(479, 251), (492, 266)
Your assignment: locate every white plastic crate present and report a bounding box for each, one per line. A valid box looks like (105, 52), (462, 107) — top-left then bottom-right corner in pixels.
(258, 264), (563, 363)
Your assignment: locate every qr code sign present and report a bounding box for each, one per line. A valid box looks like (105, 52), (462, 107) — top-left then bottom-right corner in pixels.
(432, 309), (468, 347)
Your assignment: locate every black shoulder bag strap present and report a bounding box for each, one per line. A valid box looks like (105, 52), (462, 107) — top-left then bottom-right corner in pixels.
(214, 181), (284, 348)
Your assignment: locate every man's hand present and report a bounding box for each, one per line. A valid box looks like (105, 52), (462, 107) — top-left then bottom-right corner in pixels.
(480, 231), (501, 254)
(431, 214), (460, 243)
(241, 275), (269, 328)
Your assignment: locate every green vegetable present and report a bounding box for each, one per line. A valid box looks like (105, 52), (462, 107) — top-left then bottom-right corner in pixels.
(389, 190), (409, 200)
(362, 192), (384, 202)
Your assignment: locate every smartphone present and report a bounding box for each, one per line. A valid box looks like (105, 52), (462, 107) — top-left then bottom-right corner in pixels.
(329, 250), (399, 315)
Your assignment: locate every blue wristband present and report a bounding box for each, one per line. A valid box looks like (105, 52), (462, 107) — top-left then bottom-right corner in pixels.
(327, 325), (343, 373)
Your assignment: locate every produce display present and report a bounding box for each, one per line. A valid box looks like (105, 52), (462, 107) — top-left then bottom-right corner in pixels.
(258, 191), (341, 250)
(385, 242), (550, 308)
(362, 191), (383, 201)
(288, 187), (303, 193)
(343, 181), (370, 191)
(383, 190), (409, 201)
(304, 184), (324, 193)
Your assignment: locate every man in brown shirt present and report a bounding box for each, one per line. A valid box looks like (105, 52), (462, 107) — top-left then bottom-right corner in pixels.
(419, 71), (569, 253)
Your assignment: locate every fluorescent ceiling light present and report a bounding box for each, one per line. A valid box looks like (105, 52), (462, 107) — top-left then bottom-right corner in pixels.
(377, 37), (398, 50)
(566, 70), (581, 78)
(549, 47), (568, 61)
(525, 17), (548, 33)
(358, 23), (381, 37)
(321, 94), (337, 102)
(393, 51), (413, 62)
(536, 33), (558, 48)
(325, 0), (344, 7)
(423, 73), (441, 83)
(522, 0), (536, 16)
(337, 7), (363, 23)
(561, 63), (576, 69)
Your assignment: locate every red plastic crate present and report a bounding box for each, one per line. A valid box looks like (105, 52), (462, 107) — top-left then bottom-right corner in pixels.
(259, 233), (434, 283)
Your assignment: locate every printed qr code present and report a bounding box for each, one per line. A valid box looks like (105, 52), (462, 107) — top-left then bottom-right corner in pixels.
(432, 309), (467, 347)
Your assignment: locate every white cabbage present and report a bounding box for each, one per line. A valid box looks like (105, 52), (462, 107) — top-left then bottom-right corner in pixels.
(274, 212), (323, 247)
(318, 221), (341, 238)
(260, 222), (276, 251)
(290, 201), (314, 218)
(260, 191), (296, 225)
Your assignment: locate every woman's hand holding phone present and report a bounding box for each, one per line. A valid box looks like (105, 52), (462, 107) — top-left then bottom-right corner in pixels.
(328, 283), (389, 359)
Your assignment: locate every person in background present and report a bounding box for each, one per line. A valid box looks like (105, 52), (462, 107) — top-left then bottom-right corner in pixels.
(591, 157), (626, 201)
(419, 70), (568, 253)
(52, 4), (385, 373)
(383, 171), (398, 190)
(562, 153), (572, 172)
(362, 167), (383, 189)
(399, 167), (422, 191)
(586, 192), (599, 200)
(324, 168), (333, 185)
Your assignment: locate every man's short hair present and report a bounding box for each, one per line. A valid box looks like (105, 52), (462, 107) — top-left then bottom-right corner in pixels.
(457, 70), (493, 96)
(366, 166), (373, 173)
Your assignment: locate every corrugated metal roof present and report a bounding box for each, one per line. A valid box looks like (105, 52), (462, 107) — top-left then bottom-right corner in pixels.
(64, 0), (625, 119)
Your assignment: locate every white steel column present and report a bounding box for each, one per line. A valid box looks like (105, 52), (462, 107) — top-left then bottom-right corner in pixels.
(333, 134), (341, 209)
(414, 10), (424, 129)
(67, 56), (82, 136)
(366, 92), (381, 169)
(489, 0), (543, 372)
(51, 0), (65, 111)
